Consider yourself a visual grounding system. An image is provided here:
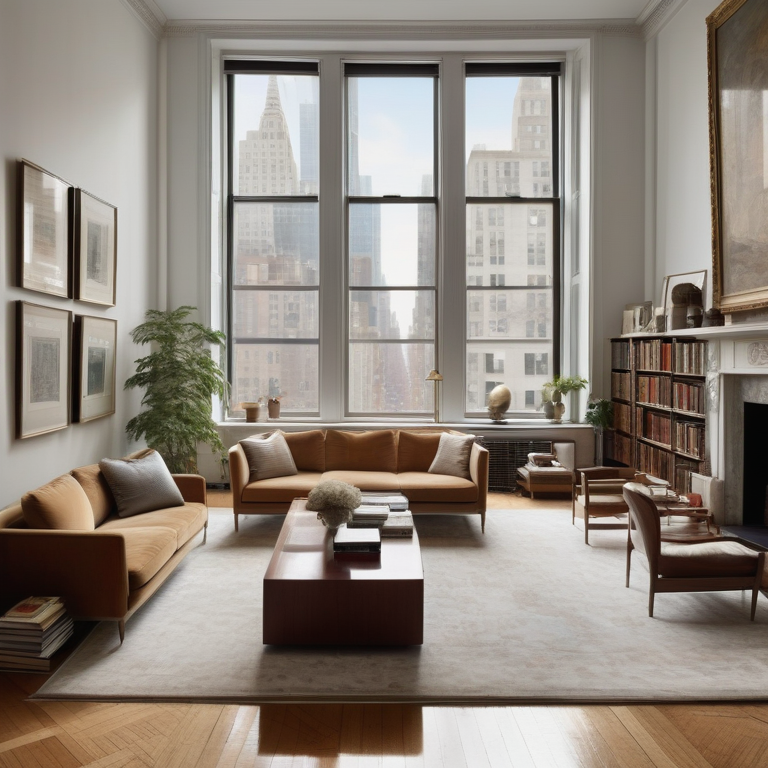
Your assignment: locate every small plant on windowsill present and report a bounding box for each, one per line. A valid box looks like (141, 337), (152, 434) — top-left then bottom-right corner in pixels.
(541, 374), (588, 423)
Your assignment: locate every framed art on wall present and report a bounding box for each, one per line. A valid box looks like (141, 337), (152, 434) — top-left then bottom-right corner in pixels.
(18, 160), (72, 298)
(708, 0), (768, 312)
(73, 315), (117, 423)
(17, 301), (72, 439)
(75, 189), (117, 306)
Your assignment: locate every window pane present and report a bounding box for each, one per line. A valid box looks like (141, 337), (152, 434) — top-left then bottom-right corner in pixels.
(466, 343), (549, 413)
(465, 76), (553, 197)
(234, 202), (318, 286)
(348, 77), (434, 196)
(349, 342), (434, 413)
(234, 290), (319, 339)
(232, 342), (318, 412)
(466, 290), (551, 339)
(349, 204), (435, 287)
(350, 291), (434, 339)
(233, 74), (318, 196)
(466, 203), (552, 286)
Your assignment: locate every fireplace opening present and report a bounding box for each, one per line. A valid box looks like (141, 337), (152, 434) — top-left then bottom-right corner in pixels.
(743, 401), (768, 527)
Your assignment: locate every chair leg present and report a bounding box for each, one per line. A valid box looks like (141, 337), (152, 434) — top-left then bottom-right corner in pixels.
(234, 512), (239, 532)
(584, 516), (589, 545)
(751, 552), (765, 621)
(118, 620), (125, 644)
(203, 521), (208, 544)
(625, 540), (633, 588)
(481, 510), (486, 534)
(648, 577), (655, 618)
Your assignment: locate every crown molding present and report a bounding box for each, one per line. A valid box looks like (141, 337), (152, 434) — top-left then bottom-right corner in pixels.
(119, 0), (166, 39)
(637, 0), (687, 39)
(163, 18), (642, 40)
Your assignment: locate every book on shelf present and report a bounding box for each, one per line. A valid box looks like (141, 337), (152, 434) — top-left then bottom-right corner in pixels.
(359, 492), (409, 511)
(333, 525), (381, 554)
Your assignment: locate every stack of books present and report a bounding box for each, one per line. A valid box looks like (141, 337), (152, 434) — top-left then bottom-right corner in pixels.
(348, 505), (415, 538)
(0, 597), (73, 672)
(348, 504), (390, 527)
(333, 525), (381, 559)
(360, 492), (409, 511)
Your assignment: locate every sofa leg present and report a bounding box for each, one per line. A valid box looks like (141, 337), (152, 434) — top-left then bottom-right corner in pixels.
(203, 521), (208, 545)
(118, 620), (125, 644)
(234, 512), (239, 532)
(481, 510), (486, 534)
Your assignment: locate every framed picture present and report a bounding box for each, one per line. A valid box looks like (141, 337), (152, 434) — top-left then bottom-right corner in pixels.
(662, 270), (707, 331)
(73, 315), (117, 423)
(18, 160), (72, 298)
(75, 189), (117, 306)
(16, 301), (72, 439)
(707, 0), (768, 312)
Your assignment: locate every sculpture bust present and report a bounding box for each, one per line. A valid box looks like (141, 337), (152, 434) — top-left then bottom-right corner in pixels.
(487, 384), (512, 421)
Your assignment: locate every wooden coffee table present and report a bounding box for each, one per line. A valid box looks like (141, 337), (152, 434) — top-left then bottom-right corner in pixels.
(263, 498), (424, 645)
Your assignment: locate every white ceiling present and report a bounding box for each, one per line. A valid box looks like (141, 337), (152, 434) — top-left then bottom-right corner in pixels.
(152, 0), (654, 23)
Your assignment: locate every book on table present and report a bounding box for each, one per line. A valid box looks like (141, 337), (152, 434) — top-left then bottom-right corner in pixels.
(347, 504), (390, 527)
(359, 492), (409, 511)
(381, 511), (414, 538)
(333, 525), (381, 554)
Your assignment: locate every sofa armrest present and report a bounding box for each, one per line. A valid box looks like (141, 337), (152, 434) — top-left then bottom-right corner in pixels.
(228, 444), (249, 506)
(0, 529), (129, 620)
(469, 442), (489, 510)
(173, 474), (207, 505)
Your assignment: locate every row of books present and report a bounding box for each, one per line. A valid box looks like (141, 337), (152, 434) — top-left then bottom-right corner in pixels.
(636, 375), (672, 408)
(610, 432), (633, 466)
(611, 340), (631, 370)
(672, 381), (705, 415)
(675, 459), (702, 495)
(614, 402), (632, 434)
(675, 421), (706, 458)
(637, 442), (673, 483)
(635, 339), (673, 372)
(636, 408), (672, 447)
(0, 597), (73, 672)
(611, 371), (631, 401)
(673, 341), (706, 376)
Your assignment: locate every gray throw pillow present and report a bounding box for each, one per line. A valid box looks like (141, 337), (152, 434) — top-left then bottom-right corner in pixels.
(99, 450), (185, 518)
(240, 431), (298, 482)
(428, 433), (475, 479)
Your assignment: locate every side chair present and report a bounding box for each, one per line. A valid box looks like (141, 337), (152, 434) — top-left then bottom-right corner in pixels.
(572, 466), (637, 545)
(623, 483), (765, 620)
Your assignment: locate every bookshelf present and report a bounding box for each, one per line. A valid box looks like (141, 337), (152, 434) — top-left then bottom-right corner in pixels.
(608, 335), (707, 493)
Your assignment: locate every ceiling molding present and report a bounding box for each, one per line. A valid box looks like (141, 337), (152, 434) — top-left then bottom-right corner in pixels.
(638, 0), (687, 39)
(119, 0), (166, 39)
(163, 18), (642, 39)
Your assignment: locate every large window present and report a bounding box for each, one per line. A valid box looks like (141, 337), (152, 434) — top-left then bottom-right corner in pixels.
(464, 64), (560, 415)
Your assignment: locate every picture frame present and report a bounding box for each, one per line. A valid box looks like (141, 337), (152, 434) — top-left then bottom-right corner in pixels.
(662, 270), (707, 331)
(18, 160), (72, 298)
(16, 301), (72, 439)
(73, 315), (117, 423)
(74, 189), (117, 306)
(707, 0), (768, 312)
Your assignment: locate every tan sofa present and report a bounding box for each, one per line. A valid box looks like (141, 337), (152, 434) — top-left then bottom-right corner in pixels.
(229, 428), (489, 532)
(0, 464), (208, 642)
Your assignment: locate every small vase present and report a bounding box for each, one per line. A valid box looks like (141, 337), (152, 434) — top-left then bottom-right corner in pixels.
(268, 400), (281, 419)
(243, 403), (261, 423)
(543, 401), (555, 420)
(553, 401), (566, 423)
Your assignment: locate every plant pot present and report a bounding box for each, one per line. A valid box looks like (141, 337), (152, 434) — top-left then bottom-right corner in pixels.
(553, 401), (566, 423)
(268, 400), (281, 419)
(543, 401), (555, 420)
(242, 403), (261, 423)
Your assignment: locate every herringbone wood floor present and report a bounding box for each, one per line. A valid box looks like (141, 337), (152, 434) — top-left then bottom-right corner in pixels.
(3, 493), (768, 767)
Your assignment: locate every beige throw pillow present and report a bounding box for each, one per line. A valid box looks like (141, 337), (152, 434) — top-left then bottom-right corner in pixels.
(428, 433), (475, 479)
(99, 450), (185, 518)
(240, 431), (298, 482)
(22, 474), (96, 530)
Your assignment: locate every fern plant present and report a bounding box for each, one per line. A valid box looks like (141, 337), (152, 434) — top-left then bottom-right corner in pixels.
(125, 306), (228, 474)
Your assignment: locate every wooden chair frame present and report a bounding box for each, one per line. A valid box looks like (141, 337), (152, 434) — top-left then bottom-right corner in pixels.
(572, 467), (637, 545)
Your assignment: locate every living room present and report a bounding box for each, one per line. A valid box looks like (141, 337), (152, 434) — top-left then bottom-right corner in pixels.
(2, 0), (768, 764)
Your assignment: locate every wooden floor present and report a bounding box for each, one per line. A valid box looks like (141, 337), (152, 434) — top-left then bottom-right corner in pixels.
(3, 492), (768, 767)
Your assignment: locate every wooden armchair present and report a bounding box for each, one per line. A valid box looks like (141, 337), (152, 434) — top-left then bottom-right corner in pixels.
(572, 466), (637, 545)
(623, 483), (765, 620)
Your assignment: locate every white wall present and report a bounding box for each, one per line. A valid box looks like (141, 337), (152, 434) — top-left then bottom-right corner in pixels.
(653, 0), (720, 308)
(0, 0), (159, 507)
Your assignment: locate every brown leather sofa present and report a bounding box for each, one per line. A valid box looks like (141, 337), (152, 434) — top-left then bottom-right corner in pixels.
(0, 464), (208, 642)
(229, 428), (489, 532)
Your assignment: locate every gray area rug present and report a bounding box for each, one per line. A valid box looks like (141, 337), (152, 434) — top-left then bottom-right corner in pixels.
(35, 508), (768, 703)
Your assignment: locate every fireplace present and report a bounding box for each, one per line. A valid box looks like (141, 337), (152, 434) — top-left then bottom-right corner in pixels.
(743, 402), (768, 527)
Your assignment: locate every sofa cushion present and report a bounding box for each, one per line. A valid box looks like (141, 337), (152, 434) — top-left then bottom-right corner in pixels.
(282, 430), (325, 472)
(325, 430), (397, 473)
(22, 474), (96, 531)
(240, 432), (298, 481)
(658, 540), (760, 579)
(97, 526), (178, 590)
(99, 503), (207, 549)
(397, 472), (478, 502)
(428, 433), (475, 479)
(70, 464), (115, 526)
(241, 473), (324, 503)
(321, 470), (401, 491)
(397, 431), (442, 473)
(99, 450), (185, 518)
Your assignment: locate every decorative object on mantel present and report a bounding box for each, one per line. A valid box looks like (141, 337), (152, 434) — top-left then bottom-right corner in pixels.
(487, 384), (511, 422)
(702, 307), (725, 327)
(707, 0), (768, 313)
(541, 374), (588, 423)
(425, 369), (443, 422)
(662, 270), (707, 331)
(124, 306), (228, 475)
(306, 479), (362, 531)
(622, 302), (652, 335)
(584, 398), (614, 466)
(267, 396), (281, 419)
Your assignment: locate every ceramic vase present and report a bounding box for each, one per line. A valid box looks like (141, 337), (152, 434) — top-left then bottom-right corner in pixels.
(553, 401), (566, 423)
(268, 399), (281, 419)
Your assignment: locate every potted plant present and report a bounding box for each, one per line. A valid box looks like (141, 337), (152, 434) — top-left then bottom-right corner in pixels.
(125, 306), (228, 475)
(584, 398), (614, 465)
(541, 374), (588, 422)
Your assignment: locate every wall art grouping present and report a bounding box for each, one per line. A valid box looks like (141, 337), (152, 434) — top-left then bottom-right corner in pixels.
(15, 159), (118, 439)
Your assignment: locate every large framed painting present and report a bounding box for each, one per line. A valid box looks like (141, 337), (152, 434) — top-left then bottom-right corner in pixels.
(73, 315), (117, 423)
(18, 160), (72, 298)
(74, 189), (117, 306)
(16, 301), (72, 439)
(708, 0), (768, 313)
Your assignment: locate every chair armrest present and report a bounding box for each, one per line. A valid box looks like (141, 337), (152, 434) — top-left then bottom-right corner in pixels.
(470, 442), (489, 510)
(228, 444), (249, 504)
(0, 529), (129, 620)
(173, 474), (207, 505)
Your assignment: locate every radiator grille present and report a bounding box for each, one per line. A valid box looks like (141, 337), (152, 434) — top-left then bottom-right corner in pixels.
(477, 438), (552, 492)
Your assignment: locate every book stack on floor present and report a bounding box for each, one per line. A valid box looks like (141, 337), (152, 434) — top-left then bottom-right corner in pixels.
(348, 504), (415, 538)
(0, 597), (73, 672)
(333, 525), (381, 560)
